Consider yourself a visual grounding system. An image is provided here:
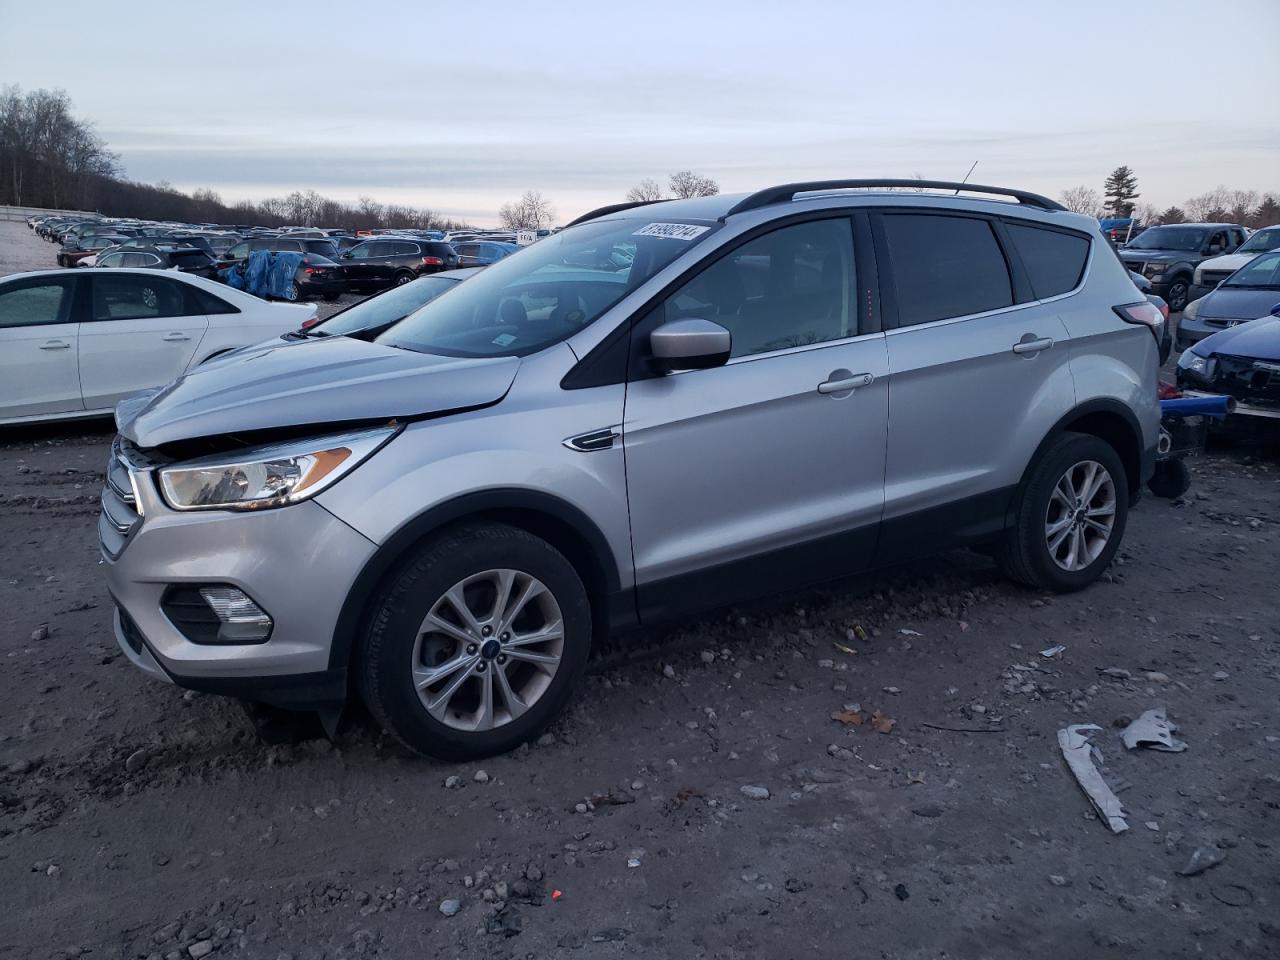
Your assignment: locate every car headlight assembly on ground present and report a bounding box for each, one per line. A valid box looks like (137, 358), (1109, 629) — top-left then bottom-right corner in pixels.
(159, 426), (397, 511)
(1177, 348), (1214, 379)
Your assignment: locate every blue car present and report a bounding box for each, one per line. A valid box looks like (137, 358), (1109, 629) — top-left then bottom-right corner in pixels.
(1177, 250), (1280, 351)
(1176, 255), (1280, 424)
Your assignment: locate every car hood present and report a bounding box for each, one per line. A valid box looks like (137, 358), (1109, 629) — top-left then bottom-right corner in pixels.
(1119, 249), (1188, 263)
(1196, 287), (1280, 321)
(1194, 316), (1280, 361)
(116, 335), (520, 449)
(1197, 253), (1253, 275)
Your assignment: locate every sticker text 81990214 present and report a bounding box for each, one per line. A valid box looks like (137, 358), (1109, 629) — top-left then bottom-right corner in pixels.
(633, 223), (711, 241)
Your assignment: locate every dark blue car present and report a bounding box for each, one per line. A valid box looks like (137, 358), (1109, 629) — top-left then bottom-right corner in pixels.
(1176, 251), (1280, 424)
(1176, 250), (1280, 351)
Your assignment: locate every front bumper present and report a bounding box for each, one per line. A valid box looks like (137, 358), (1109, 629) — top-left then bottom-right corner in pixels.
(104, 470), (378, 706)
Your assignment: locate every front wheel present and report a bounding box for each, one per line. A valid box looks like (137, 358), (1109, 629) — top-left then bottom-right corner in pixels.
(997, 432), (1129, 592)
(1165, 278), (1190, 313)
(360, 523), (591, 760)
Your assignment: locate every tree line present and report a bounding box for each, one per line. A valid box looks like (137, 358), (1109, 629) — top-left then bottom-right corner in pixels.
(1061, 166), (1278, 228)
(0, 86), (470, 230)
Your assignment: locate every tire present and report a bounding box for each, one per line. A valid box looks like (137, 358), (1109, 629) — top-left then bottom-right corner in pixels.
(286, 282), (301, 302)
(997, 432), (1129, 592)
(1147, 458), (1191, 499)
(1165, 277), (1190, 313)
(322, 292), (339, 302)
(360, 523), (591, 760)
(393, 271), (415, 286)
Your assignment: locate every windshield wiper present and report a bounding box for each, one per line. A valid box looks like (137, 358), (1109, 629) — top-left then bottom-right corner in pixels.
(1221, 284), (1277, 290)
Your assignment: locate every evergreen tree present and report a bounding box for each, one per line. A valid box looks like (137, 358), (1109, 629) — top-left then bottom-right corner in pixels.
(1103, 166), (1140, 217)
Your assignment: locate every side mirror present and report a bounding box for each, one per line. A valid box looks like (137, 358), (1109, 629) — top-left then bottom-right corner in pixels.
(1270, 303), (1280, 318)
(649, 318), (731, 373)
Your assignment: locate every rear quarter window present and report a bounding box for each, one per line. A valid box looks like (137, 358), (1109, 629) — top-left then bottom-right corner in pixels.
(1005, 222), (1091, 299)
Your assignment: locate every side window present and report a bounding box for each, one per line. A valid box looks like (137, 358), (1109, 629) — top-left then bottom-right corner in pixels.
(90, 274), (185, 322)
(1005, 222), (1090, 299)
(394, 241), (419, 256)
(276, 239), (303, 252)
(98, 253), (123, 268)
(456, 244), (477, 258)
(661, 218), (856, 359)
(186, 286), (240, 315)
(881, 214), (1013, 326)
(1208, 231), (1227, 251)
(0, 279), (75, 328)
(248, 239), (272, 253)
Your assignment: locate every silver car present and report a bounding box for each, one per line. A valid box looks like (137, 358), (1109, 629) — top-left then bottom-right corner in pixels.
(103, 180), (1162, 759)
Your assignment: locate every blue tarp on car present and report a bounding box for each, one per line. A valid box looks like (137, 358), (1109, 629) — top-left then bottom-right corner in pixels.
(218, 250), (303, 299)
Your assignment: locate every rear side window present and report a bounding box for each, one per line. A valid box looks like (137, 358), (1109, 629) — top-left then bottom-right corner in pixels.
(882, 214), (1013, 326)
(187, 286), (240, 315)
(1005, 222), (1090, 299)
(275, 239), (304, 252)
(91, 274), (185, 321)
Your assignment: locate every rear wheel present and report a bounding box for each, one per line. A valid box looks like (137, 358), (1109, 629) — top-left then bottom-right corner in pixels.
(286, 282), (301, 302)
(1147, 458), (1191, 499)
(360, 523), (591, 760)
(393, 271), (415, 286)
(997, 432), (1129, 592)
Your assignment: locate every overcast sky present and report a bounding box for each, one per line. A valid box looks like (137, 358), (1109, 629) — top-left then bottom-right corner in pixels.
(3, 0), (1277, 225)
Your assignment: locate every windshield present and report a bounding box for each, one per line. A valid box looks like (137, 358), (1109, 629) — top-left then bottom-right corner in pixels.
(313, 274), (463, 336)
(1223, 251), (1280, 289)
(1237, 227), (1280, 254)
(378, 218), (718, 357)
(1126, 226), (1209, 252)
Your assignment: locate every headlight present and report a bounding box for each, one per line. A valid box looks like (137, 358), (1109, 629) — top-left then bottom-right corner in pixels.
(1177, 348), (1214, 378)
(1182, 298), (1200, 321)
(1143, 264), (1164, 278)
(158, 426), (396, 511)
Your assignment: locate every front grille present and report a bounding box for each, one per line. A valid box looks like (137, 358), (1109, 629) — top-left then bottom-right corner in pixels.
(1210, 355), (1280, 410)
(1199, 270), (1232, 288)
(99, 438), (142, 558)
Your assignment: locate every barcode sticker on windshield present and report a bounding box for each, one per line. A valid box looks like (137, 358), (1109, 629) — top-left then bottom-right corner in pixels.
(633, 222), (710, 241)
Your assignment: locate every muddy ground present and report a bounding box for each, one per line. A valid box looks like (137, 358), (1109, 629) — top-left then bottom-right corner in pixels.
(1, 220), (1278, 959)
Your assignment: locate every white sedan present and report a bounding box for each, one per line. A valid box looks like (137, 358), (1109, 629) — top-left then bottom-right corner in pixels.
(0, 268), (317, 425)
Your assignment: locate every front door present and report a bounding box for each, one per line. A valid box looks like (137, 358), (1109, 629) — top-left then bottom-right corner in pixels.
(622, 216), (888, 620)
(79, 272), (208, 410)
(0, 275), (84, 420)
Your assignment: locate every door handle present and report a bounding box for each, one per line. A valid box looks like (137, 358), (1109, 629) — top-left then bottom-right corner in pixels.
(163, 332), (191, 342)
(818, 372), (874, 394)
(39, 340), (71, 350)
(1012, 336), (1053, 356)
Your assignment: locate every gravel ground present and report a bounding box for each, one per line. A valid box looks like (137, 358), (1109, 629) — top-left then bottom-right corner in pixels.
(2, 221), (1279, 959)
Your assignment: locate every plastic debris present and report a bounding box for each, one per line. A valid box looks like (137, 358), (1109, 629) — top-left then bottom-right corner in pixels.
(899, 629), (922, 637)
(1040, 645), (1066, 659)
(1177, 846), (1226, 877)
(1057, 724), (1129, 833)
(551, 889), (563, 901)
(833, 642), (858, 656)
(1121, 707), (1187, 753)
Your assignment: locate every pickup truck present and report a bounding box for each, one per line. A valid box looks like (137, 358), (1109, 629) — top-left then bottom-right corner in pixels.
(1118, 222), (1249, 311)
(1191, 225), (1279, 300)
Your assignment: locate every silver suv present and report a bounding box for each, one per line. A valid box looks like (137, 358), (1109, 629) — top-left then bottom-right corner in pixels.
(103, 180), (1163, 759)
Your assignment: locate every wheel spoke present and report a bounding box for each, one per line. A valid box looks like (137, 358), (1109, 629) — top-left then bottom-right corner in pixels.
(423, 612), (474, 646)
(1068, 527), (1085, 570)
(1051, 479), (1074, 509)
(1086, 502), (1116, 518)
(1082, 464), (1109, 504)
(425, 659), (476, 718)
(498, 577), (547, 633)
(505, 647), (561, 669)
(475, 668), (495, 731)
(1048, 524), (1072, 555)
(504, 621), (563, 649)
(413, 651), (476, 690)
(1045, 516), (1073, 539)
(444, 584), (483, 636)
(488, 569), (517, 626)
(1083, 517), (1111, 537)
(494, 666), (528, 720)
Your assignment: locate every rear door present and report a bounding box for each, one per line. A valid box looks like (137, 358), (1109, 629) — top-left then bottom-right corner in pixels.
(78, 272), (209, 410)
(872, 210), (1077, 562)
(0, 275), (84, 419)
(623, 215), (888, 619)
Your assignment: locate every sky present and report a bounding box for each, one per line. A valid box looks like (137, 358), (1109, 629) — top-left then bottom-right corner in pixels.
(2, 0), (1277, 226)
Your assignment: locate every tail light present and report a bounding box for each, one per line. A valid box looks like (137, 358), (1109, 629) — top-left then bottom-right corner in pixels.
(421, 256), (443, 266)
(1113, 301), (1164, 344)
(1157, 381), (1180, 401)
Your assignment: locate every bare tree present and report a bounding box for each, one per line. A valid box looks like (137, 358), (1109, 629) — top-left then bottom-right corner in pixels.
(667, 170), (719, 199)
(1131, 203), (1159, 227)
(1059, 185), (1105, 218)
(625, 178), (666, 203)
(498, 190), (556, 230)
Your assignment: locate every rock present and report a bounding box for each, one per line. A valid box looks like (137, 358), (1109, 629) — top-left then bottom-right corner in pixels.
(893, 883), (909, 901)
(661, 664), (676, 679)
(883, 686), (902, 695)
(1101, 667), (1131, 680)
(826, 744), (854, 761)
(125, 749), (149, 773)
(536, 733), (555, 747)
(7, 758), (33, 775)
(1144, 672), (1170, 683)
(912, 804), (945, 819)
(443, 775), (462, 789)
(187, 943), (213, 959)
(31, 624), (49, 642)
(1049, 875), (1070, 887)
(700, 650), (716, 665)
(473, 770), (490, 784)
(524, 864), (543, 882)
(739, 785), (770, 801)
(630, 779), (644, 791)
(438, 898), (461, 917)
(1212, 670), (1229, 681)
(591, 928), (628, 943)
(1178, 847), (1226, 877)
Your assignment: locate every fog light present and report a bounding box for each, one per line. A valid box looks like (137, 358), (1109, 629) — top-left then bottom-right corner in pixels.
(199, 586), (273, 643)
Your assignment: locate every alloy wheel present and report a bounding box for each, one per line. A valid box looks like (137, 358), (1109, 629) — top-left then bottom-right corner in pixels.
(411, 569), (564, 732)
(1044, 459), (1117, 572)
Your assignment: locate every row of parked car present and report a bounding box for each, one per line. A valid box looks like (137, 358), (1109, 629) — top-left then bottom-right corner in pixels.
(28, 214), (525, 301)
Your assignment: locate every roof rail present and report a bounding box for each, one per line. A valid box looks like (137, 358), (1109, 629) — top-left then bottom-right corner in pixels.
(565, 198), (669, 228)
(723, 179), (1067, 218)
